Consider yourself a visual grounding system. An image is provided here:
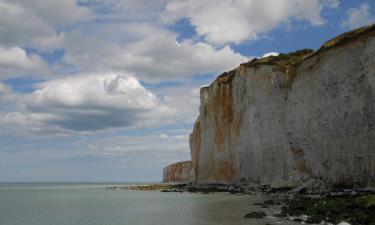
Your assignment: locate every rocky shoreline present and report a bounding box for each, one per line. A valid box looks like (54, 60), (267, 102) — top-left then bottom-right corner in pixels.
(106, 183), (374, 225)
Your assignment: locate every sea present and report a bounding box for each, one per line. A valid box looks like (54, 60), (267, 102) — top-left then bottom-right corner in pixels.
(0, 183), (297, 225)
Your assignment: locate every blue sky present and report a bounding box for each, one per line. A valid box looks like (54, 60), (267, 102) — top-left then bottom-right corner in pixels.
(0, 0), (374, 182)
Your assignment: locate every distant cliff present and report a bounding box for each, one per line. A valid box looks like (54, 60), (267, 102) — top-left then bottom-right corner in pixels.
(163, 161), (192, 183)
(167, 24), (375, 188)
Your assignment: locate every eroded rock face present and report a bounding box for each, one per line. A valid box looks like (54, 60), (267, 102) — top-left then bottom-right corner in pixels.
(163, 161), (192, 183)
(189, 25), (375, 188)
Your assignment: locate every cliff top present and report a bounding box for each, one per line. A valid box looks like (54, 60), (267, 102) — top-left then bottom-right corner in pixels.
(164, 161), (192, 169)
(313, 23), (375, 57)
(204, 23), (375, 91)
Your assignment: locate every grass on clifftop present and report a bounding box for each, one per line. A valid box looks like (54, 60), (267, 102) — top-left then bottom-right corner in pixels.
(244, 49), (314, 90)
(314, 23), (375, 56)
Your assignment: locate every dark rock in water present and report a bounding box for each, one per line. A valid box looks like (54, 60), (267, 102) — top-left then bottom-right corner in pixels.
(185, 184), (228, 194)
(186, 186), (198, 193)
(228, 185), (243, 194)
(273, 213), (286, 218)
(253, 202), (263, 206)
(244, 211), (266, 219)
(293, 218), (304, 222)
(160, 189), (184, 193)
(263, 199), (275, 205)
(306, 215), (324, 224)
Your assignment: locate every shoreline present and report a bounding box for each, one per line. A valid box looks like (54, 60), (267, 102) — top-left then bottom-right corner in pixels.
(105, 183), (375, 225)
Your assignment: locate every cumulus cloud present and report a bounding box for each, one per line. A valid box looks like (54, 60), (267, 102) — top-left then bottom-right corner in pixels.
(0, 74), (155, 133)
(63, 31), (246, 82)
(0, 73), (201, 134)
(0, 0), (91, 50)
(16, 0), (92, 26)
(87, 22), (172, 43)
(162, 0), (330, 45)
(78, 0), (166, 19)
(0, 46), (48, 78)
(341, 3), (375, 29)
(24, 73), (157, 131)
(142, 84), (201, 127)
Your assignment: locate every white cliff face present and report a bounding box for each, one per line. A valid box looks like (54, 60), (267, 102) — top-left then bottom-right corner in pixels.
(189, 26), (375, 188)
(163, 161), (192, 183)
(286, 36), (375, 187)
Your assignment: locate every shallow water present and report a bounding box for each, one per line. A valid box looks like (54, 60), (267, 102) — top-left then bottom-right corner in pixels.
(0, 183), (296, 225)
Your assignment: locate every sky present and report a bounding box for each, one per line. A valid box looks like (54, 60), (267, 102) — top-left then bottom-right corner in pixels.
(0, 0), (374, 182)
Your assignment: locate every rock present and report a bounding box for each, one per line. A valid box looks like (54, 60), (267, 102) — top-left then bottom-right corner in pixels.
(337, 222), (351, 225)
(244, 211), (266, 219)
(263, 199), (275, 205)
(283, 194), (375, 225)
(273, 213), (286, 217)
(228, 185), (242, 194)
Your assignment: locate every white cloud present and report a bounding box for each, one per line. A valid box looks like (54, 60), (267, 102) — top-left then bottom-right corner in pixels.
(0, 46), (48, 78)
(16, 0), (92, 26)
(0, 73), (156, 133)
(322, 0), (340, 9)
(262, 52), (280, 58)
(78, 0), (166, 20)
(63, 31), (246, 82)
(162, 0), (329, 45)
(88, 22), (172, 43)
(0, 73), (201, 134)
(30, 74), (157, 110)
(341, 3), (375, 29)
(22, 73), (157, 132)
(141, 84), (201, 127)
(0, 0), (91, 51)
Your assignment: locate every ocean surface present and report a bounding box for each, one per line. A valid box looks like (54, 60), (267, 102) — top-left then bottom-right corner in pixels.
(0, 183), (296, 225)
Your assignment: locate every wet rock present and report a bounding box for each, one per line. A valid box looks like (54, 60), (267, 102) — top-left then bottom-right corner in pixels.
(273, 213), (286, 218)
(228, 185), (243, 194)
(244, 211), (266, 219)
(282, 194), (375, 225)
(264, 199), (275, 205)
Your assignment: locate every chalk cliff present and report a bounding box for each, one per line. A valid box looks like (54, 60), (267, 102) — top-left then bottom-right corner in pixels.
(163, 161), (192, 183)
(188, 24), (375, 188)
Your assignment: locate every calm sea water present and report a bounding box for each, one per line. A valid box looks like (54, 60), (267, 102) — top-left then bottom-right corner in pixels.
(0, 183), (296, 225)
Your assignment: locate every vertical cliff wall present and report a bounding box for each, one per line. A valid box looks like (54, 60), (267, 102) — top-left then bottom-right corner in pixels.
(163, 161), (192, 183)
(189, 25), (375, 188)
